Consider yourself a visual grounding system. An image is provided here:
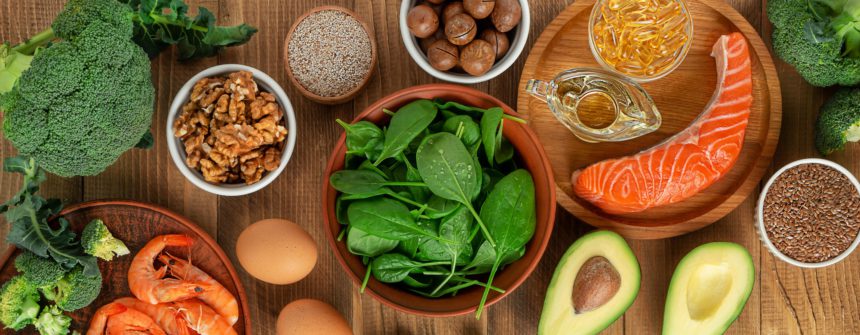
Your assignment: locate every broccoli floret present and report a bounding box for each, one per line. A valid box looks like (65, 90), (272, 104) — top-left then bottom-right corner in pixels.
(33, 305), (71, 335)
(768, 0), (860, 87)
(41, 266), (103, 312)
(0, 276), (41, 330)
(51, 0), (134, 40)
(815, 88), (860, 155)
(14, 251), (69, 288)
(2, 18), (154, 177)
(81, 219), (129, 261)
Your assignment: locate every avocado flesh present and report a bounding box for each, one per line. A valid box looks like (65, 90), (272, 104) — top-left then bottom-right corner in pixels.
(539, 230), (641, 335)
(663, 242), (754, 335)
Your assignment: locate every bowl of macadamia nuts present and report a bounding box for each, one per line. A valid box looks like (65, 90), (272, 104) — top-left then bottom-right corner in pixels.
(400, 0), (529, 84)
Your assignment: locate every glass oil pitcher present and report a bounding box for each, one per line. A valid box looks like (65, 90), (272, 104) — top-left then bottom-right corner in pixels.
(525, 68), (661, 143)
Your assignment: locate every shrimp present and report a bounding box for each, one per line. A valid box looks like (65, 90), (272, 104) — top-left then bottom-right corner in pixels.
(129, 234), (205, 304)
(106, 307), (167, 335)
(158, 253), (239, 325)
(171, 299), (237, 335)
(87, 302), (167, 335)
(113, 298), (187, 335)
(87, 303), (127, 335)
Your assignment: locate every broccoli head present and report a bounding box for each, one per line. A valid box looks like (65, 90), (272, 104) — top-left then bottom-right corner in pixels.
(41, 266), (103, 312)
(815, 88), (860, 155)
(768, 0), (860, 86)
(82, 219), (130, 261)
(0, 276), (40, 330)
(51, 0), (134, 40)
(14, 251), (69, 288)
(34, 305), (72, 335)
(1, 18), (154, 177)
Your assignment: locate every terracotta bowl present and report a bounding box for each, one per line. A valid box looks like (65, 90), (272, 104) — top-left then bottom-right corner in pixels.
(284, 6), (377, 105)
(321, 84), (556, 316)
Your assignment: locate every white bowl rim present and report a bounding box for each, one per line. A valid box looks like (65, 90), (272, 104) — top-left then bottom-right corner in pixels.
(755, 158), (860, 268)
(166, 64), (298, 197)
(399, 0), (530, 84)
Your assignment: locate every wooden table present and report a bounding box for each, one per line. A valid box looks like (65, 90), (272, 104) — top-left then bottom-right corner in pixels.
(1, 1), (858, 334)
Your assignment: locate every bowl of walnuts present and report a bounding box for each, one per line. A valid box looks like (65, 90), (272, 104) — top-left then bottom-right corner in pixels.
(400, 0), (530, 84)
(167, 64), (297, 196)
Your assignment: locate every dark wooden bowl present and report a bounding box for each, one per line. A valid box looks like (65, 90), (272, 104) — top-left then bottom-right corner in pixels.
(283, 5), (378, 105)
(321, 84), (557, 316)
(0, 200), (251, 334)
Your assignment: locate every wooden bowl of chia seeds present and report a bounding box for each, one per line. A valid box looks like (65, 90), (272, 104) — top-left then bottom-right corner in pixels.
(756, 158), (860, 268)
(284, 6), (377, 105)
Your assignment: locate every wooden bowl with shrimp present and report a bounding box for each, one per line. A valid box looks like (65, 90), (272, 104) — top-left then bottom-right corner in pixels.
(0, 200), (251, 334)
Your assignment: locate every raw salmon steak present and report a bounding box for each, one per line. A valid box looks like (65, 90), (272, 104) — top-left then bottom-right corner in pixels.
(573, 33), (753, 214)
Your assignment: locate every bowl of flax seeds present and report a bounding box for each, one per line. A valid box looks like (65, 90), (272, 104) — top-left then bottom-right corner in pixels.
(756, 158), (860, 268)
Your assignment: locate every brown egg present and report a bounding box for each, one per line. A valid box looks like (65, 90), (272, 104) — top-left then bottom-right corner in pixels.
(277, 299), (353, 335)
(236, 219), (317, 285)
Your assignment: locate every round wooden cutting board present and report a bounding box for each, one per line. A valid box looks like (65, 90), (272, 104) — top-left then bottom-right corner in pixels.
(517, 0), (781, 239)
(0, 200), (251, 334)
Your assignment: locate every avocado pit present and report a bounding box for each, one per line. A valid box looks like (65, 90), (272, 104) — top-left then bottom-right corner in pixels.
(571, 256), (621, 313)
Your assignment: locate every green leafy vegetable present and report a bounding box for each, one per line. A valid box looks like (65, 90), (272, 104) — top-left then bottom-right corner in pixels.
(337, 120), (384, 161)
(331, 99), (536, 318)
(371, 254), (448, 283)
(375, 100), (438, 165)
(0, 157), (99, 277)
(121, 0), (257, 60)
(14, 252), (69, 288)
(347, 197), (440, 241)
(416, 132), (494, 246)
(475, 169), (536, 319)
(347, 227), (399, 257)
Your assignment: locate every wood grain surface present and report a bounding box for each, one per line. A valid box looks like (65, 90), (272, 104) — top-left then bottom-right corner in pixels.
(1, 0), (858, 334)
(517, 0), (781, 239)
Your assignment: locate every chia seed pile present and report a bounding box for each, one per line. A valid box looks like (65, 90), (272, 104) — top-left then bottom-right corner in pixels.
(288, 10), (372, 97)
(763, 163), (860, 263)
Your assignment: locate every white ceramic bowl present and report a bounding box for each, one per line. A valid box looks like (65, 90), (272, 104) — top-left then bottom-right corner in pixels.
(755, 158), (860, 268)
(399, 0), (530, 84)
(166, 64), (297, 196)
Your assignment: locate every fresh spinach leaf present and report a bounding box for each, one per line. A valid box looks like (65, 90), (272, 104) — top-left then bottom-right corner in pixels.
(475, 169), (536, 319)
(495, 133), (514, 164)
(337, 120), (384, 162)
(425, 195), (460, 219)
(346, 227), (399, 257)
(402, 275), (431, 288)
(480, 108), (504, 166)
(336, 195), (349, 225)
(375, 100), (438, 165)
(330, 170), (425, 195)
(347, 197), (439, 241)
(416, 133), (495, 246)
(371, 253), (448, 283)
(442, 115), (481, 147)
(464, 240), (525, 273)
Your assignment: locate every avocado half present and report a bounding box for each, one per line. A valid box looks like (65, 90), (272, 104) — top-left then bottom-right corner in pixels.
(539, 230), (641, 335)
(662, 242), (754, 335)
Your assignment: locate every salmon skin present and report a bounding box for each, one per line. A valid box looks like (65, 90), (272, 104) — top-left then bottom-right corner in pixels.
(573, 33), (753, 214)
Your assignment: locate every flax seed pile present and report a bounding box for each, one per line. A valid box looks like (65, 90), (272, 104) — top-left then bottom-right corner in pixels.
(762, 163), (860, 263)
(287, 10), (372, 97)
